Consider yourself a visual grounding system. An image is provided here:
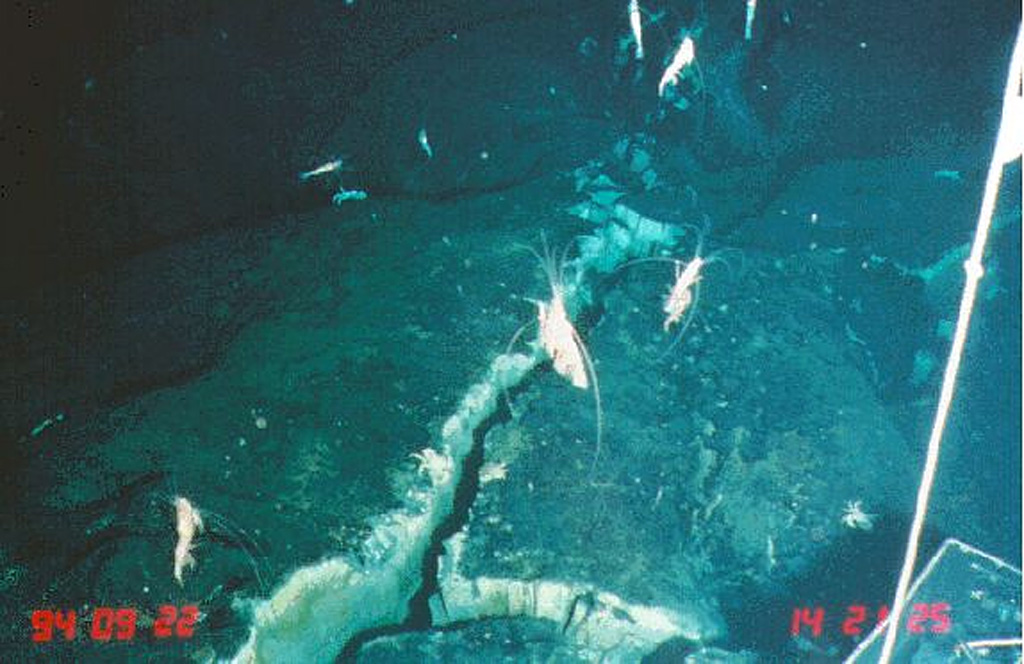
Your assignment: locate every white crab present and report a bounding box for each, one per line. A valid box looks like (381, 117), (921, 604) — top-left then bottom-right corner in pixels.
(410, 448), (453, 486)
(840, 500), (876, 531)
(479, 461), (509, 485)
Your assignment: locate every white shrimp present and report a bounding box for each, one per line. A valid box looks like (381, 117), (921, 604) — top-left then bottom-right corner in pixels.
(166, 493), (269, 593)
(536, 289), (589, 389)
(505, 233), (604, 478)
(628, 0), (644, 60)
(662, 254), (705, 332)
(173, 496), (204, 586)
(658, 35), (696, 98)
(618, 219), (731, 357)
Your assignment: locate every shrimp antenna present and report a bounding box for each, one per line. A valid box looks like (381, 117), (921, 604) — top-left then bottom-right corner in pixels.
(574, 326), (604, 485)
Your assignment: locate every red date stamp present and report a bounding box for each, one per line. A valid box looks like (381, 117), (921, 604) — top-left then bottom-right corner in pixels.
(791, 603), (951, 638)
(30, 605), (199, 642)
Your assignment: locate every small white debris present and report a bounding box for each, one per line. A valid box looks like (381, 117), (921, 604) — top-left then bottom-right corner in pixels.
(417, 128), (433, 159)
(640, 168), (658, 190)
(578, 36), (598, 57)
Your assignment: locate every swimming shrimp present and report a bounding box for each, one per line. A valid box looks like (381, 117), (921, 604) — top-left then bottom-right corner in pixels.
(629, 0), (644, 60)
(619, 218), (732, 357)
(662, 253), (705, 333)
(167, 493), (269, 593)
(173, 496), (204, 586)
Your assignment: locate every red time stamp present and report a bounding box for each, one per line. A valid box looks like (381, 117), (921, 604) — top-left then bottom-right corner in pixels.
(791, 603), (951, 638)
(30, 605), (199, 643)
